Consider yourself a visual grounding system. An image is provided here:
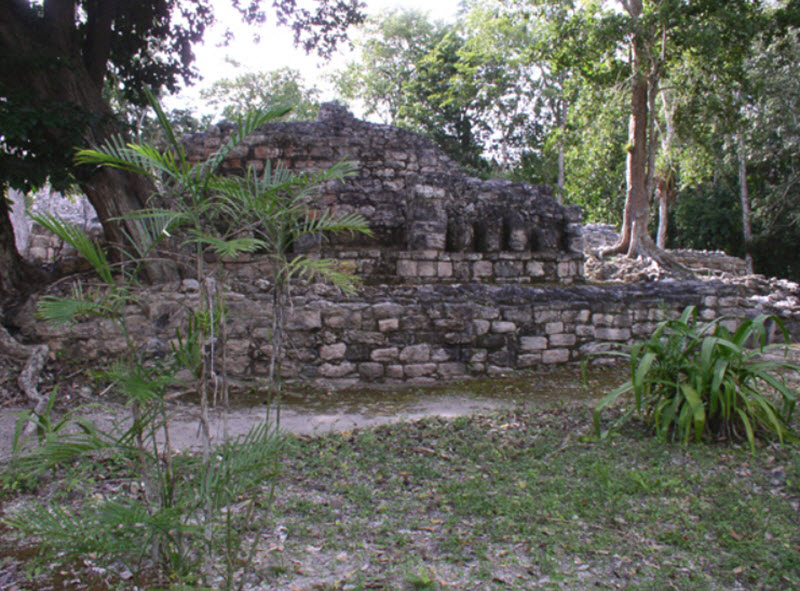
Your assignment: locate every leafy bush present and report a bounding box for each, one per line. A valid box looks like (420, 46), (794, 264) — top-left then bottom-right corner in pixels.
(594, 306), (799, 451)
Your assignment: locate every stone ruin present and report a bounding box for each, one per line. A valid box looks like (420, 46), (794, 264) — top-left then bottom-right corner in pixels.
(11, 104), (800, 387)
(183, 103), (584, 285)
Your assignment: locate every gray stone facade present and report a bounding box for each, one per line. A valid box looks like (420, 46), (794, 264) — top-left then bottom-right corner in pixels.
(183, 103), (584, 285)
(25, 276), (800, 387)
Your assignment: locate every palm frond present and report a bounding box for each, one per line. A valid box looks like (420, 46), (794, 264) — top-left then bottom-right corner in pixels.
(30, 213), (113, 283)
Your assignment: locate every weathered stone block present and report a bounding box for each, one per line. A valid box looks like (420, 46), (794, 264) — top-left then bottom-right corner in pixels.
(317, 362), (354, 378)
(473, 261), (493, 278)
(418, 261), (437, 277)
(437, 261), (453, 277)
(549, 333), (576, 347)
(438, 362), (467, 377)
(358, 362), (385, 380)
(526, 261), (545, 277)
(373, 302), (404, 318)
(320, 343), (347, 361)
(378, 318), (399, 332)
(517, 354), (541, 367)
(397, 259), (417, 277)
(520, 336), (547, 351)
(400, 344), (431, 363)
(595, 327), (632, 341)
(386, 364), (404, 379)
(371, 347), (399, 362)
(492, 321), (517, 334)
(287, 309), (322, 330)
(404, 363), (437, 378)
(545, 322), (564, 334)
(542, 349), (570, 364)
(472, 319), (491, 335)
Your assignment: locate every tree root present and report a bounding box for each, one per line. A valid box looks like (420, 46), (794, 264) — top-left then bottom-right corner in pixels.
(0, 323), (50, 435)
(597, 235), (696, 281)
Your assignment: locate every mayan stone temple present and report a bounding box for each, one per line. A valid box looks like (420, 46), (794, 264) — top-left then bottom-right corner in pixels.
(21, 104), (799, 386)
(184, 103), (585, 287)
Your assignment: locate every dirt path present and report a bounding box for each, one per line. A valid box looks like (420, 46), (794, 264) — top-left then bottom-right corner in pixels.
(0, 393), (519, 460)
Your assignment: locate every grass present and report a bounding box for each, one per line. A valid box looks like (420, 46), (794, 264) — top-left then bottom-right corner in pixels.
(271, 405), (800, 590)
(2, 403), (799, 589)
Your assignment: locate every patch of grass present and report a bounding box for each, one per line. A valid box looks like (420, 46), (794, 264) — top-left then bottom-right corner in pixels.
(270, 405), (800, 590)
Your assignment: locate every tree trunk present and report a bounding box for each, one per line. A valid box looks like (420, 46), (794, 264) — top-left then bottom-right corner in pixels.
(601, 20), (652, 258)
(737, 132), (754, 274)
(0, 1), (174, 286)
(655, 176), (670, 249)
(0, 194), (28, 305)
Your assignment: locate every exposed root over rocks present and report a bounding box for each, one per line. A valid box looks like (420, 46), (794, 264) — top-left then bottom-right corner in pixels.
(0, 321), (50, 434)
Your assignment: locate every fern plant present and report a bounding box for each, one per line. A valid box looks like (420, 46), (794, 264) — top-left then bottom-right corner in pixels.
(594, 306), (799, 451)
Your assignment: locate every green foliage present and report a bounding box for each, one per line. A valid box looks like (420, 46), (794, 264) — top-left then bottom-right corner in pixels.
(668, 175), (744, 256)
(594, 306), (799, 451)
(201, 66), (320, 122)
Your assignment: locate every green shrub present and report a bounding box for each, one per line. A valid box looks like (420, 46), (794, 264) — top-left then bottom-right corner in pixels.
(593, 306), (799, 451)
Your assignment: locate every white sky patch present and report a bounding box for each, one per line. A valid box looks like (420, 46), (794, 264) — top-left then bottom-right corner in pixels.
(167, 0), (462, 117)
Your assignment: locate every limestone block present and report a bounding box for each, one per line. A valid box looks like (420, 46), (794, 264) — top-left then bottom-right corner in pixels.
(549, 333), (576, 347)
(400, 344), (431, 363)
(371, 347), (399, 362)
(542, 349), (570, 364)
(495, 260), (524, 278)
(595, 327), (632, 341)
(397, 259), (418, 277)
(431, 348), (451, 362)
(378, 318), (399, 332)
(545, 322), (564, 334)
(385, 365), (404, 379)
(320, 343), (347, 361)
(517, 354), (541, 368)
(526, 261), (545, 277)
(287, 309), (322, 330)
(576, 325), (595, 338)
(503, 308), (531, 323)
(438, 362), (467, 378)
(373, 302), (405, 318)
(418, 261), (437, 277)
(700, 308), (716, 321)
(473, 261), (493, 278)
(520, 336), (547, 351)
(319, 362), (356, 378)
(472, 319), (491, 335)
(437, 261), (454, 277)
(469, 362), (486, 373)
(325, 310), (361, 330)
(592, 313), (615, 326)
(404, 363), (437, 378)
(401, 315), (431, 330)
(358, 362), (385, 380)
(492, 321), (517, 334)
(469, 349), (488, 363)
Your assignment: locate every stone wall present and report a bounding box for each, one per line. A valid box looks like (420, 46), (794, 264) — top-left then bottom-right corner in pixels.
(25, 275), (800, 387)
(182, 103), (584, 285)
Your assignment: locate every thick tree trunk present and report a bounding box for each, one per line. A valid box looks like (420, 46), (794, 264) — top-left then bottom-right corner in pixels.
(601, 35), (652, 258)
(0, 1), (174, 286)
(0, 194), (28, 304)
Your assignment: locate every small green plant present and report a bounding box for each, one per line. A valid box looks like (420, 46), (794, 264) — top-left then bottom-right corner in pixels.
(593, 306), (799, 450)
